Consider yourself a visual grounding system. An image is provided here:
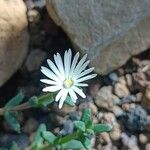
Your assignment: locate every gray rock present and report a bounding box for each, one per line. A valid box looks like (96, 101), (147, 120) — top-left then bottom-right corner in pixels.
(95, 86), (120, 109)
(0, 0), (29, 86)
(46, 0), (150, 74)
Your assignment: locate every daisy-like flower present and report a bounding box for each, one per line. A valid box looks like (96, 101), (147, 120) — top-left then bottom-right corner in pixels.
(40, 49), (97, 109)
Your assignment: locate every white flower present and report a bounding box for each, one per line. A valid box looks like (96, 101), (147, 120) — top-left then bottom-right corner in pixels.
(40, 49), (97, 109)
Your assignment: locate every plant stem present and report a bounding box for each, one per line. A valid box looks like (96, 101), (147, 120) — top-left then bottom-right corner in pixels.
(0, 93), (53, 116)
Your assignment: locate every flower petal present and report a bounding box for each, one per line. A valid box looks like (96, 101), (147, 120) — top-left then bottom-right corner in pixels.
(59, 90), (68, 109)
(54, 53), (65, 79)
(72, 86), (86, 98)
(41, 66), (59, 81)
(64, 49), (72, 77)
(40, 79), (58, 85)
(70, 52), (79, 76)
(42, 86), (61, 92)
(68, 89), (77, 103)
(73, 54), (87, 75)
(77, 67), (94, 79)
(47, 59), (62, 80)
(76, 74), (97, 83)
(55, 89), (64, 102)
(74, 83), (88, 87)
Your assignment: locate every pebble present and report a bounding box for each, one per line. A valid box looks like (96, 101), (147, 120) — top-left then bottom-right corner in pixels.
(23, 118), (38, 134)
(95, 86), (120, 110)
(110, 124), (121, 141)
(142, 85), (150, 108)
(99, 132), (111, 144)
(139, 133), (148, 144)
(145, 143), (150, 150)
(88, 81), (100, 98)
(111, 106), (123, 117)
(121, 132), (138, 149)
(27, 9), (40, 23)
(114, 82), (130, 98)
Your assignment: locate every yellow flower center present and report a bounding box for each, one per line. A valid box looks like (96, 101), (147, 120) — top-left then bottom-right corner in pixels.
(63, 78), (74, 88)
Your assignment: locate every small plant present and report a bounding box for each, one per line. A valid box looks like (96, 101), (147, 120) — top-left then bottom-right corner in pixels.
(0, 49), (112, 149)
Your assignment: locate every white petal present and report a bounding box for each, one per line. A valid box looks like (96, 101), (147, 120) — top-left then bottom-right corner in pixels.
(76, 74), (97, 83)
(47, 59), (62, 80)
(42, 86), (61, 92)
(64, 49), (72, 77)
(54, 53), (65, 79)
(68, 89), (77, 103)
(76, 67), (94, 79)
(73, 60), (90, 78)
(41, 66), (59, 81)
(40, 79), (58, 85)
(59, 90), (68, 109)
(75, 83), (88, 87)
(70, 52), (79, 76)
(55, 89), (64, 102)
(72, 86), (86, 98)
(73, 54), (87, 75)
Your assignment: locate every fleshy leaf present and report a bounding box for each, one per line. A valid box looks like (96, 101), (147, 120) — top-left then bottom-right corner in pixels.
(81, 108), (92, 128)
(74, 121), (86, 132)
(93, 124), (112, 133)
(42, 131), (57, 144)
(62, 140), (85, 149)
(31, 124), (46, 148)
(10, 142), (20, 150)
(4, 111), (20, 133)
(36, 93), (54, 107)
(5, 92), (24, 109)
(81, 137), (91, 149)
(64, 96), (75, 106)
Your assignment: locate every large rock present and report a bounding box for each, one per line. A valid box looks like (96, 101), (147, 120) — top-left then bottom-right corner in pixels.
(46, 0), (150, 74)
(0, 0), (29, 86)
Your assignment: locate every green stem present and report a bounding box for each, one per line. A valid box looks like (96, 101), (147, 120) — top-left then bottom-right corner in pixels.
(0, 93), (54, 116)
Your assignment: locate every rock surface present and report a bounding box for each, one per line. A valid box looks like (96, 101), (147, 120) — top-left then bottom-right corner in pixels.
(0, 0), (29, 86)
(46, 0), (150, 74)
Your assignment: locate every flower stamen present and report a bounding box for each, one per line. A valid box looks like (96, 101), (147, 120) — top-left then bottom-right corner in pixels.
(63, 78), (74, 88)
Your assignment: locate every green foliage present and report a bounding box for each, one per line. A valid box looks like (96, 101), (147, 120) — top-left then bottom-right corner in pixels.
(42, 131), (57, 144)
(93, 124), (112, 133)
(74, 121), (86, 132)
(31, 124), (46, 149)
(4, 111), (20, 133)
(10, 142), (20, 150)
(64, 96), (75, 106)
(5, 92), (24, 109)
(62, 140), (85, 149)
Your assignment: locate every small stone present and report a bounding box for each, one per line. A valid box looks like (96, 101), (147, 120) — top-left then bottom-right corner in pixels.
(145, 143), (150, 150)
(135, 92), (143, 102)
(121, 95), (136, 104)
(25, 49), (47, 72)
(111, 106), (123, 117)
(110, 124), (121, 141)
(88, 102), (98, 115)
(88, 81), (100, 98)
(121, 132), (138, 149)
(122, 103), (130, 111)
(103, 112), (116, 125)
(69, 111), (80, 121)
(114, 82), (130, 98)
(23, 118), (38, 134)
(27, 9), (40, 23)
(142, 85), (150, 108)
(125, 74), (133, 91)
(99, 132), (111, 144)
(139, 133), (148, 144)
(95, 86), (120, 110)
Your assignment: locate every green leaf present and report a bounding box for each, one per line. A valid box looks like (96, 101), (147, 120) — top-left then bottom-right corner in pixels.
(74, 121), (86, 132)
(62, 140), (85, 149)
(10, 142), (20, 150)
(36, 93), (54, 107)
(64, 96), (75, 107)
(81, 108), (93, 128)
(28, 96), (38, 107)
(5, 92), (24, 109)
(42, 131), (56, 144)
(81, 137), (91, 149)
(31, 124), (46, 148)
(93, 124), (112, 133)
(4, 111), (20, 133)
(86, 129), (94, 135)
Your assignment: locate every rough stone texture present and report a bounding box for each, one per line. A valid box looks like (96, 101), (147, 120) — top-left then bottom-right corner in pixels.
(0, 0), (29, 86)
(46, 0), (150, 74)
